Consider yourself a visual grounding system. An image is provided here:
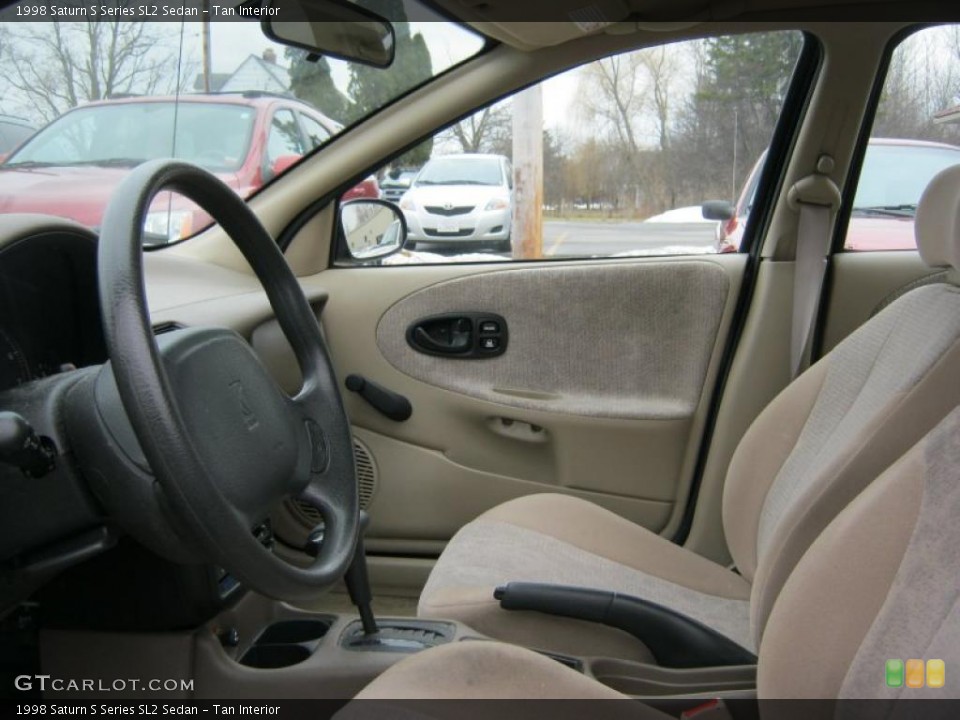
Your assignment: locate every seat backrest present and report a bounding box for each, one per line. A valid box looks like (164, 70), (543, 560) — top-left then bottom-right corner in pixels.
(758, 404), (959, 699)
(722, 164), (960, 647)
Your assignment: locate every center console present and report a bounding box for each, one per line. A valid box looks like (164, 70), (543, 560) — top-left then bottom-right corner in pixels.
(39, 514), (756, 702)
(188, 592), (755, 702)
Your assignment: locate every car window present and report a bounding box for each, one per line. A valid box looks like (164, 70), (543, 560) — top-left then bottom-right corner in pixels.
(345, 31), (804, 266)
(9, 102), (256, 172)
(415, 156), (506, 186)
(267, 109), (305, 166)
(300, 113), (332, 151)
(0, 121), (33, 154)
(842, 25), (960, 252)
(0, 7), (484, 244)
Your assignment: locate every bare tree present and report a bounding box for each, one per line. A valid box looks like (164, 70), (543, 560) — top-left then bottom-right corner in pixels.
(576, 45), (683, 211)
(0, 21), (192, 123)
(442, 102), (512, 155)
(578, 53), (645, 162)
(639, 47), (679, 152)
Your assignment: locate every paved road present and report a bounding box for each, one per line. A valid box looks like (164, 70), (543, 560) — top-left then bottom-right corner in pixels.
(402, 219), (721, 262)
(541, 220), (718, 257)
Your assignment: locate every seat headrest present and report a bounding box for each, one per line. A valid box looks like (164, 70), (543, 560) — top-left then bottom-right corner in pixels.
(916, 163), (960, 270)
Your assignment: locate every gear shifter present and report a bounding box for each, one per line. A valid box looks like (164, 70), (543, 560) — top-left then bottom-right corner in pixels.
(344, 510), (378, 637)
(306, 509), (456, 652)
(306, 510), (379, 637)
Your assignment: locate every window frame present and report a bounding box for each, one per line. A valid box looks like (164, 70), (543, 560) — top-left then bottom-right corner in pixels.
(321, 30), (820, 269)
(829, 23), (941, 256)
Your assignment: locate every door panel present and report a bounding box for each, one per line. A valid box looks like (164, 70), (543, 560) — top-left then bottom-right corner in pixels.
(375, 262), (729, 420)
(317, 255), (747, 551)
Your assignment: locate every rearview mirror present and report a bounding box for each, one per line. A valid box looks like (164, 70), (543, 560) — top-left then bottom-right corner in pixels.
(261, 0), (395, 68)
(701, 200), (736, 221)
(340, 199), (407, 261)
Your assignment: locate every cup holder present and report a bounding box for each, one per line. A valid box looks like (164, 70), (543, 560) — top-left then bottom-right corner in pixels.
(240, 644), (312, 669)
(256, 619), (331, 645)
(239, 617), (335, 669)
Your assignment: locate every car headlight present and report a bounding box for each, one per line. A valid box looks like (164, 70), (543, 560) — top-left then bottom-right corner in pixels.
(484, 197), (510, 211)
(399, 198), (418, 212)
(143, 210), (192, 244)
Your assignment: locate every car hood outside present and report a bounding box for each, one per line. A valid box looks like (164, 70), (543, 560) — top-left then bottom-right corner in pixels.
(845, 215), (917, 251)
(0, 164), (242, 230)
(406, 184), (508, 209)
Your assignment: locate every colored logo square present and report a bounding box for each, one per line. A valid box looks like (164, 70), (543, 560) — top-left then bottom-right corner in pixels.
(906, 659), (925, 688)
(927, 660), (945, 689)
(886, 659), (904, 688)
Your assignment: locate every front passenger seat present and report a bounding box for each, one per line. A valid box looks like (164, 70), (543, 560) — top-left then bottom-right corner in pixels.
(417, 165), (960, 662)
(357, 404), (960, 700)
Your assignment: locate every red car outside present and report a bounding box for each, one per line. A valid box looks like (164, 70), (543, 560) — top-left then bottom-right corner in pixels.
(0, 93), (378, 243)
(705, 137), (960, 253)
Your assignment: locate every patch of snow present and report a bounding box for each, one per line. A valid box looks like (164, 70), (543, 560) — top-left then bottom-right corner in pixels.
(643, 206), (714, 224)
(382, 250), (510, 266)
(611, 245), (717, 258)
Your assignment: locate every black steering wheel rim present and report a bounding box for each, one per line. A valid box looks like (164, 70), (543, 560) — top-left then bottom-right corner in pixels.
(97, 159), (358, 601)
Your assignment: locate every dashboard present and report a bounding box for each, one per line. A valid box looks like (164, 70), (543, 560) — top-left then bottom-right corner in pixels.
(0, 227), (106, 392)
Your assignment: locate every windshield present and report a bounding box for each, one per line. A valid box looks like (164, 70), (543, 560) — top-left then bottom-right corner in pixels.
(7, 102), (257, 173)
(852, 143), (960, 213)
(0, 5), (484, 243)
(416, 157), (504, 186)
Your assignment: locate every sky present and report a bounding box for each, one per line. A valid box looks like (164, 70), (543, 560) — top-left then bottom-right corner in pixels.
(0, 16), (580, 134)
(206, 20), (580, 132)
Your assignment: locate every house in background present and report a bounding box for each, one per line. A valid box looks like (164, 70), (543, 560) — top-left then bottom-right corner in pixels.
(194, 49), (291, 95)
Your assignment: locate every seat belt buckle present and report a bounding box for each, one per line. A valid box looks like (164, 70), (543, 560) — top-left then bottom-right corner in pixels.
(681, 699), (732, 720)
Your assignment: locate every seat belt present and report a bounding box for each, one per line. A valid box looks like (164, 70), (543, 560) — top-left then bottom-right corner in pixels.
(786, 155), (841, 378)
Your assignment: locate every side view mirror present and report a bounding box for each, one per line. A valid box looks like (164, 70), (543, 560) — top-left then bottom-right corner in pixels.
(339, 199), (407, 261)
(270, 154), (302, 179)
(701, 200), (736, 221)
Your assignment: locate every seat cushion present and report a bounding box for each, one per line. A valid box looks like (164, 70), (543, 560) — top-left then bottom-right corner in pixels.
(352, 641), (638, 701)
(419, 493), (752, 660)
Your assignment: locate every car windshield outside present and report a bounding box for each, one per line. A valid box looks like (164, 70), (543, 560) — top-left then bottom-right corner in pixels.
(852, 142), (960, 213)
(416, 156), (505, 186)
(0, 6), (485, 242)
(6, 101), (257, 173)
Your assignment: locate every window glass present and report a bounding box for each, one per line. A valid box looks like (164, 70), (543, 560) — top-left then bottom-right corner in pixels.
(348, 31), (804, 266)
(300, 113), (333, 150)
(267, 109), (305, 166)
(0, 6), (484, 244)
(10, 102), (256, 172)
(843, 26), (960, 251)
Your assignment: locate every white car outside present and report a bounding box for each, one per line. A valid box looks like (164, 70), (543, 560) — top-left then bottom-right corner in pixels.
(399, 154), (513, 252)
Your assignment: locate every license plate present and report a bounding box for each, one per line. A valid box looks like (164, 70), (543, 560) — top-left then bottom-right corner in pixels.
(436, 220), (460, 234)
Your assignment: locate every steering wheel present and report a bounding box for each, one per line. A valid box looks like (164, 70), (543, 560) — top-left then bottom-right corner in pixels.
(95, 159), (358, 601)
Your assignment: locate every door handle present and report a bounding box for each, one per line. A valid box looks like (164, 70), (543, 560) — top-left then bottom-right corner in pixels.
(413, 318), (472, 355)
(407, 313), (508, 358)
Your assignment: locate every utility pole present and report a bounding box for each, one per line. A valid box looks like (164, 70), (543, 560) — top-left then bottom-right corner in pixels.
(201, 9), (212, 93)
(731, 107), (739, 199)
(511, 85), (544, 259)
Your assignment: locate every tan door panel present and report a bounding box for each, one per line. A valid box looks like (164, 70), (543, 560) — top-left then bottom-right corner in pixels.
(318, 255), (746, 550)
